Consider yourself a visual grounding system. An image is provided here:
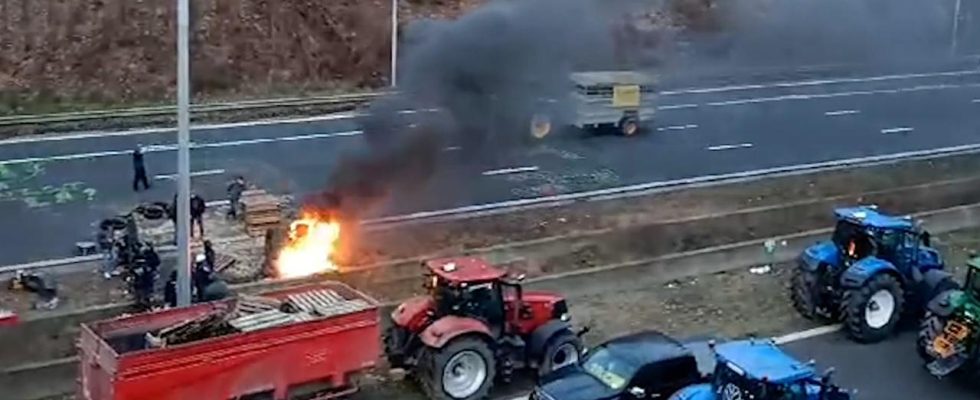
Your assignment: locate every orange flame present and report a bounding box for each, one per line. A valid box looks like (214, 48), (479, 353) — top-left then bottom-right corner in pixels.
(276, 213), (341, 279)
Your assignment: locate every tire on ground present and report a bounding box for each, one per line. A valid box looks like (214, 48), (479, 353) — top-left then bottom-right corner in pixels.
(538, 330), (583, 377)
(419, 336), (496, 400)
(790, 268), (820, 320)
(841, 273), (905, 343)
(618, 117), (639, 136)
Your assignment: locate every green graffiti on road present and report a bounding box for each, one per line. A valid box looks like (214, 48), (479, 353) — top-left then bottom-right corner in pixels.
(0, 162), (99, 208)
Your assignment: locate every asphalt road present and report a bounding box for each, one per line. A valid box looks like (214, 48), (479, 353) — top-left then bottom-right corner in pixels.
(2, 67), (980, 265)
(783, 329), (977, 400)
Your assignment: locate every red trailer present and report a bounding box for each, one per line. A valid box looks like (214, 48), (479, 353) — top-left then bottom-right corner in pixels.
(77, 282), (380, 400)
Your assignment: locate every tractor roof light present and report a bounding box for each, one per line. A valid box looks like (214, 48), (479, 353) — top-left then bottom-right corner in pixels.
(442, 262), (457, 272)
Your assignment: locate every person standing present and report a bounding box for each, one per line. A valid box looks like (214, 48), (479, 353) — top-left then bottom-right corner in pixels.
(96, 225), (116, 280)
(226, 176), (246, 219)
(190, 194), (206, 238)
(132, 146), (150, 191)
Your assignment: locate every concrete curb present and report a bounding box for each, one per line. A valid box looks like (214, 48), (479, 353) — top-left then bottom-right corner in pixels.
(4, 203), (980, 400)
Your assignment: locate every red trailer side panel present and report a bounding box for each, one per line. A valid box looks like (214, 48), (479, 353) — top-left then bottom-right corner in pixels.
(78, 282), (380, 400)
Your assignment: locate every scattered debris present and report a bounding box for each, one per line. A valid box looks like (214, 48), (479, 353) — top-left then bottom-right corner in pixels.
(749, 265), (772, 275)
(145, 289), (371, 347)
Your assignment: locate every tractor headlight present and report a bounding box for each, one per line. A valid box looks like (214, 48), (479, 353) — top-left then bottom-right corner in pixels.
(560, 313), (570, 322)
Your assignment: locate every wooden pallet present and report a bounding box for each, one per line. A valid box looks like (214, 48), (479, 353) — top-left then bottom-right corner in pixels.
(240, 188), (284, 237)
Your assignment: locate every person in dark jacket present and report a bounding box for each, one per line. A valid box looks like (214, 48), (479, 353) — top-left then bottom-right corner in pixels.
(190, 194), (206, 238)
(203, 240), (216, 271)
(132, 146), (150, 191)
(226, 176), (246, 219)
(164, 270), (177, 308)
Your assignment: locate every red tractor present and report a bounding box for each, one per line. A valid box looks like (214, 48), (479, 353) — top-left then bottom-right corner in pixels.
(384, 257), (585, 400)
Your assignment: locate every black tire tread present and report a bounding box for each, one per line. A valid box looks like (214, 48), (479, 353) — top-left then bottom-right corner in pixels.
(418, 336), (496, 400)
(538, 330), (583, 377)
(840, 273), (905, 344)
(790, 268), (819, 320)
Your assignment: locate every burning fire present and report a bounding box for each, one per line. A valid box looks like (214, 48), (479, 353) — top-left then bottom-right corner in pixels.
(276, 213), (342, 279)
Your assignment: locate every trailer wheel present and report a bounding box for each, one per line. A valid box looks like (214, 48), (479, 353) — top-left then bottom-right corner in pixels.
(420, 336), (496, 400)
(530, 113), (552, 139)
(840, 273), (904, 343)
(618, 117), (639, 136)
(538, 330), (583, 377)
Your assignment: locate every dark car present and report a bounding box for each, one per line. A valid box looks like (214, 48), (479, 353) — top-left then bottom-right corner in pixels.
(531, 330), (716, 400)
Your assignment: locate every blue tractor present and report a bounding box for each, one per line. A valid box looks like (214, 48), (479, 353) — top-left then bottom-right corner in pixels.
(790, 206), (958, 343)
(668, 339), (853, 400)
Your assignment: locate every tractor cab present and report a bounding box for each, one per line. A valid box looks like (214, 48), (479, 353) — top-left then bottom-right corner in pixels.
(828, 207), (940, 269)
(669, 340), (853, 400)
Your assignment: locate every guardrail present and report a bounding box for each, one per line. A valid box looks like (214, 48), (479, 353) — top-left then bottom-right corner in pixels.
(2, 56), (976, 130)
(0, 92), (388, 127)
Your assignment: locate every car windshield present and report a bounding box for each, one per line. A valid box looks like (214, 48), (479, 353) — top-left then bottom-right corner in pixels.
(582, 347), (639, 391)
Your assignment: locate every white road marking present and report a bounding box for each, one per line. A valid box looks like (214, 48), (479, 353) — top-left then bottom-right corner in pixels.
(881, 127), (915, 134)
(153, 169), (226, 181)
(773, 324), (843, 345)
(0, 112), (363, 145)
(972, 99), (980, 103)
(707, 143), (754, 151)
(658, 103), (700, 110)
(706, 83), (980, 107)
(443, 146), (462, 152)
(661, 69), (980, 96)
(482, 166), (540, 176)
(824, 109), (861, 116)
(658, 124), (699, 131)
(0, 130), (363, 165)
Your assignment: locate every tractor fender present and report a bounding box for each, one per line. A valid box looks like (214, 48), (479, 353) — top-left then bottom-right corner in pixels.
(926, 289), (965, 317)
(527, 320), (573, 360)
(419, 316), (492, 349)
(799, 241), (840, 272)
(840, 257), (900, 288)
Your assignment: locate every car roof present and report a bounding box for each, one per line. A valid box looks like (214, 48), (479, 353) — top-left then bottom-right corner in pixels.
(834, 206), (913, 230)
(425, 257), (506, 283)
(715, 340), (815, 384)
(602, 330), (693, 364)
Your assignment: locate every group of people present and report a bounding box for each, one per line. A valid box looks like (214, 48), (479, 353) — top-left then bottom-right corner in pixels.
(115, 148), (243, 309)
(96, 219), (162, 310)
(163, 240), (229, 308)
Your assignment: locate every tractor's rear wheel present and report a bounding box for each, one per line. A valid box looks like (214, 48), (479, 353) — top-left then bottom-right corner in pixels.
(790, 268), (821, 320)
(538, 330), (583, 377)
(841, 273), (905, 343)
(419, 337), (496, 400)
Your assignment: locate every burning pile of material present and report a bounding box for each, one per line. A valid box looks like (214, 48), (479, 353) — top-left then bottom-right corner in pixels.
(275, 212), (342, 279)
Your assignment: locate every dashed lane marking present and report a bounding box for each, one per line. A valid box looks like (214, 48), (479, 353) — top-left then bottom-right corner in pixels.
(824, 109), (861, 116)
(707, 143), (754, 151)
(658, 124), (699, 131)
(482, 166), (540, 176)
(881, 127), (915, 134)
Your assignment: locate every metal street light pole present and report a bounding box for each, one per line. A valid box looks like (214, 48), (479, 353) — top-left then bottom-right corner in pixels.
(952, 0), (963, 57)
(176, 0), (192, 306)
(391, 0), (398, 87)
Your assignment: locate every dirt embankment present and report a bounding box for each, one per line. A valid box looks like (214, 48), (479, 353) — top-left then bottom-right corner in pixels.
(0, 0), (723, 115)
(0, 0), (482, 115)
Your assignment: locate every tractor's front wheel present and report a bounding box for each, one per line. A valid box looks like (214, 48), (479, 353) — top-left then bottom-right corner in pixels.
(538, 330), (583, 377)
(419, 337), (496, 400)
(841, 273), (905, 343)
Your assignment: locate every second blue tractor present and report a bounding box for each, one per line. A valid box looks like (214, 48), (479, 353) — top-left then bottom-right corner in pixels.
(790, 206), (959, 343)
